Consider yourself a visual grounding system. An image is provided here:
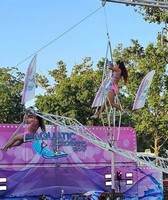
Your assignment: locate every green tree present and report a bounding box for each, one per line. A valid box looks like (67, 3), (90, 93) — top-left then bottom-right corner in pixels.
(133, 3), (168, 24)
(35, 57), (103, 125)
(49, 60), (67, 84)
(0, 67), (24, 123)
(113, 38), (168, 154)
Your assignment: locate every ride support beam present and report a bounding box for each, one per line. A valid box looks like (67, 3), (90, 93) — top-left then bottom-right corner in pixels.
(103, 0), (168, 8)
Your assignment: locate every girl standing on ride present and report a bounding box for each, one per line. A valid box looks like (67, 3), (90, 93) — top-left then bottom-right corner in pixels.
(91, 60), (128, 119)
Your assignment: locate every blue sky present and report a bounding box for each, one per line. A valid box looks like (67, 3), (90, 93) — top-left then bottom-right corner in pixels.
(1, 0), (163, 78)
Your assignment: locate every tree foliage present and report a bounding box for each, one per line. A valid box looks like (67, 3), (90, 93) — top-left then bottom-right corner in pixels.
(35, 57), (102, 125)
(133, 3), (168, 24)
(0, 67), (24, 123)
(113, 38), (168, 153)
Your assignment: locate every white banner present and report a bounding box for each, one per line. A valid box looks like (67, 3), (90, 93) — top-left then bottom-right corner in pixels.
(132, 70), (155, 110)
(21, 55), (37, 105)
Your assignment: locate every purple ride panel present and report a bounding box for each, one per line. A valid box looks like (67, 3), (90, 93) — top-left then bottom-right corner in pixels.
(0, 124), (163, 199)
(0, 125), (136, 165)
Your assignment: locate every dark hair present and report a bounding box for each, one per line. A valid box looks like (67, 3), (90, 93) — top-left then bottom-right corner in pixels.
(36, 115), (46, 132)
(116, 60), (128, 85)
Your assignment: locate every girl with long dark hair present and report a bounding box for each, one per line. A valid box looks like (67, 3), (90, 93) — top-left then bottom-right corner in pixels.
(91, 60), (128, 119)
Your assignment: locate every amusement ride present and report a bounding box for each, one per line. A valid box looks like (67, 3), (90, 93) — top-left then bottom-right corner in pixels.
(1, 0), (168, 199)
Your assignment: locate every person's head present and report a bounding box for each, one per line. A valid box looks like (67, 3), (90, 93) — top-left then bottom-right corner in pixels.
(116, 60), (128, 85)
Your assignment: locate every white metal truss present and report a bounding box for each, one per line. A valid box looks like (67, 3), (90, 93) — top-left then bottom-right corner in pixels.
(103, 0), (168, 8)
(36, 112), (168, 174)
